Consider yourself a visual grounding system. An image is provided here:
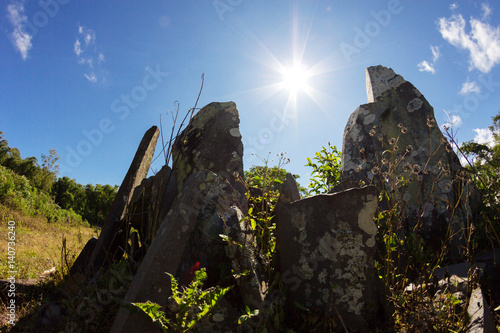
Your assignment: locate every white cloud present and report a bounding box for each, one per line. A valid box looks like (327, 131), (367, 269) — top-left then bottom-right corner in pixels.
(459, 80), (481, 94)
(431, 45), (440, 62)
(438, 6), (500, 73)
(417, 45), (440, 74)
(84, 73), (97, 83)
(449, 3), (458, 11)
(7, 1), (33, 60)
(74, 40), (82, 56)
(417, 60), (436, 74)
(473, 128), (495, 147)
(74, 25), (105, 83)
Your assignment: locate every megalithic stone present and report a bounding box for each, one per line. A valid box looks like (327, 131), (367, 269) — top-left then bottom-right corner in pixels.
(275, 186), (380, 332)
(85, 126), (160, 276)
(343, 65), (481, 260)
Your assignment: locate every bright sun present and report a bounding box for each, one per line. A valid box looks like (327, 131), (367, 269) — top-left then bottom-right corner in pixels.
(281, 64), (310, 93)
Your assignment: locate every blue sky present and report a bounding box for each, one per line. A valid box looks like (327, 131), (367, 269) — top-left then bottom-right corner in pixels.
(2, 0), (500, 187)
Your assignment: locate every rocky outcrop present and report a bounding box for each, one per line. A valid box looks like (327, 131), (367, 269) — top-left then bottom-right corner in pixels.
(342, 65), (480, 259)
(275, 180), (380, 331)
(111, 102), (264, 332)
(63, 68), (487, 332)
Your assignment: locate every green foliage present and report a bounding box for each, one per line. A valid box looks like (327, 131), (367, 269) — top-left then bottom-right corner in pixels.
(0, 165), (86, 226)
(243, 154), (294, 277)
(52, 177), (118, 226)
(460, 129), (500, 209)
(459, 111), (500, 250)
(238, 306), (260, 325)
(305, 142), (342, 195)
(0, 131), (117, 226)
(0, 131), (58, 192)
(133, 268), (232, 332)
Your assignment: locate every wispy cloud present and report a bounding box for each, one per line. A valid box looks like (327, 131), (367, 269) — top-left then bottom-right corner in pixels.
(417, 60), (436, 74)
(417, 45), (440, 74)
(6, 0), (32, 60)
(74, 25), (106, 83)
(74, 39), (82, 56)
(431, 45), (440, 62)
(459, 80), (481, 95)
(481, 3), (492, 20)
(84, 73), (97, 83)
(438, 3), (500, 73)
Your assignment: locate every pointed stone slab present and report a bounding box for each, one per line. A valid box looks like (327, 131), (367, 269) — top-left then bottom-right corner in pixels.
(343, 65), (481, 260)
(172, 102), (244, 194)
(275, 186), (380, 331)
(85, 126), (160, 276)
(366, 65), (406, 103)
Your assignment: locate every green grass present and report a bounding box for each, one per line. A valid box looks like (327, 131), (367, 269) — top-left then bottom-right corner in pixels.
(0, 204), (97, 280)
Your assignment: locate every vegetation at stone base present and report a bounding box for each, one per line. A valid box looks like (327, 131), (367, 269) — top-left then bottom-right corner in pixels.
(132, 268), (232, 332)
(306, 142), (342, 195)
(0, 131), (119, 227)
(242, 153), (295, 279)
(244, 153), (307, 195)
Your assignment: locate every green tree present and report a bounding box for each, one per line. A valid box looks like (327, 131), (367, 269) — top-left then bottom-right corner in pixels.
(52, 177), (118, 225)
(460, 111), (500, 250)
(305, 142), (342, 195)
(460, 111), (500, 207)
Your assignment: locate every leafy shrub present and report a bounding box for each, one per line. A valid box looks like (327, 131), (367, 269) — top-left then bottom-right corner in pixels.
(132, 268), (232, 332)
(305, 142), (342, 195)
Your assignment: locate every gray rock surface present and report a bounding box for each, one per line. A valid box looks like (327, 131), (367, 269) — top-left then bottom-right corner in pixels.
(275, 185), (380, 331)
(172, 102), (244, 196)
(342, 65), (480, 259)
(467, 287), (496, 333)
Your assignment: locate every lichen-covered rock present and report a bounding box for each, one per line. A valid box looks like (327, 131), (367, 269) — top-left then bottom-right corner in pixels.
(275, 186), (380, 331)
(111, 170), (262, 333)
(172, 102), (244, 195)
(342, 65), (480, 259)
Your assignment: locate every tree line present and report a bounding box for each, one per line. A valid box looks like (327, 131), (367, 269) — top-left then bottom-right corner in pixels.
(0, 131), (118, 226)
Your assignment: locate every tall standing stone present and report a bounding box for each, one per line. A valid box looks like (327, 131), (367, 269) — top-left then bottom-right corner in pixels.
(275, 186), (380, 331)
(85, 126), (160, 276)
(172, 102), (244, 196)
(342, 65), (480, 259)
